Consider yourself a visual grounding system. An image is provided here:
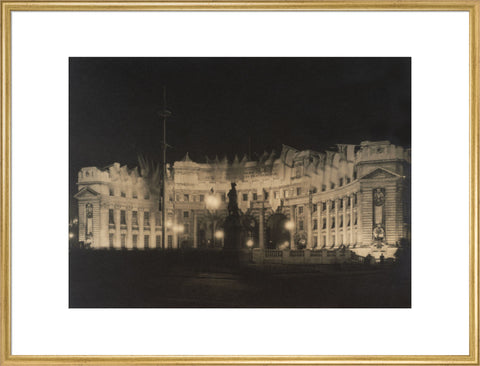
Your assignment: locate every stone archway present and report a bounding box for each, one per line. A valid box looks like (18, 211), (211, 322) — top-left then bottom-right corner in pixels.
(266, 213), (290, 249)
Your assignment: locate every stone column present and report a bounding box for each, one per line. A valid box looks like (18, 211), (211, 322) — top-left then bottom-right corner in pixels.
(306, 203), (313, 249)
(126, 208), (133, 249)
(289, 205), (295, 249)
(334, 199), (339, 248)
(259, 204), (265, 249)
(342, 197), (347, 246)
(350, 195), (354, 245)
(356, 192), (362, 245)
(326, 200), (331, 247)
(174, 210), (179, 249)
(139, 208), (144, 249)
(150, 213), (155, 249)
(114, 207), (121, 248)
(317, 201), (322, 248)
(193, 210), (198, 248)
(100, 203), (109, 249)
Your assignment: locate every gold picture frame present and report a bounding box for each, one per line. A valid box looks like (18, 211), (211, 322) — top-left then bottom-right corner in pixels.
(1, 1), (479, 364)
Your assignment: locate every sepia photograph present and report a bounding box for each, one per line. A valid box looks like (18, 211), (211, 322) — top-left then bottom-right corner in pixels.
(69, 57), (411, 308)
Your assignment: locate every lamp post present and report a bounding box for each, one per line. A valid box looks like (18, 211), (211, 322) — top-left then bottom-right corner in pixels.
(173, 223), (184, 248)
(214, 230), (224, 247)
(285, 220), (295, 249)
(246, 238), (254, 262)
(205, 193), (220, 248)
(158, 86), (171, 251)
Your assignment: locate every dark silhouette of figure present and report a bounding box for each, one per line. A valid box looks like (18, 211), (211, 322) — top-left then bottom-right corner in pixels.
(227, 182), (239, 216)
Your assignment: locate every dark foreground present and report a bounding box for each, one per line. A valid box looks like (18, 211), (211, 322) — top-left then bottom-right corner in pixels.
(69, 249), (411, 308)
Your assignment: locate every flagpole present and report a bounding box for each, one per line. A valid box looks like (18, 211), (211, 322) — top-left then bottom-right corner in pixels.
(159, 87), (171, 250)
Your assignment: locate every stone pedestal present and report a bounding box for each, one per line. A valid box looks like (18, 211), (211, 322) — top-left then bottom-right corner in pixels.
(223, 215), (243, 250)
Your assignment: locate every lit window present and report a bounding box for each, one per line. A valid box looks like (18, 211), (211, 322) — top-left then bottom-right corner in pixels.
(132, 234), (138, 248)
(274, 191), (279, 199)
(144, 235), (149, 249)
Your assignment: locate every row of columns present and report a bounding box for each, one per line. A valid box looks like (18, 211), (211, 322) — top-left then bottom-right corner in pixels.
(313, 194), (361, 248)
(250, 192), (361, 250)
(104, 207), (178, 249)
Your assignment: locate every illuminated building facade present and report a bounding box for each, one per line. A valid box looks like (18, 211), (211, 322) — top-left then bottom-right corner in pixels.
(74, 140), (410, 259)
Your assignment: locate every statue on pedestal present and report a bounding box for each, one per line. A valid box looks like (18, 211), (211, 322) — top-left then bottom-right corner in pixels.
(224, 182), (244, 251)
(227, 182), (240, 217)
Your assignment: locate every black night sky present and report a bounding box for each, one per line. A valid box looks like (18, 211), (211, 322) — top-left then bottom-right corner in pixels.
(69, 57), (411, 218)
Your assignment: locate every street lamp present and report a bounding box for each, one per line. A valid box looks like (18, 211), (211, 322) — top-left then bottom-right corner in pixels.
(205, 195), (220, 210)
(206, 193), (221, 248)
(215, 230), (224, 247)
(285, 220), (295, 249)
(246, 238), (254, 262)
(285, 220), (295, 231)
